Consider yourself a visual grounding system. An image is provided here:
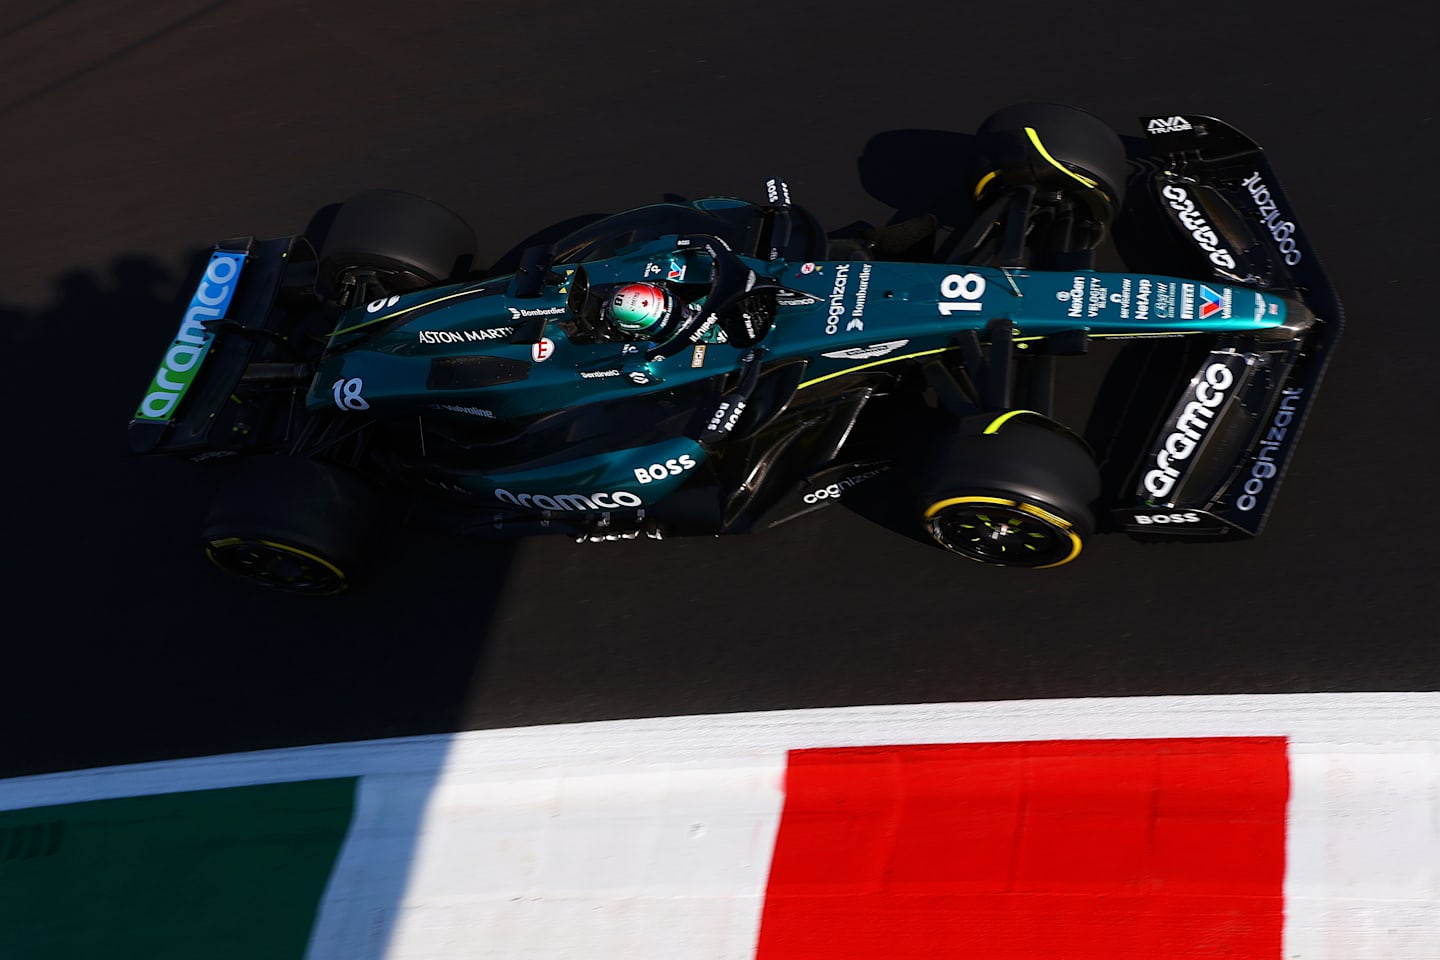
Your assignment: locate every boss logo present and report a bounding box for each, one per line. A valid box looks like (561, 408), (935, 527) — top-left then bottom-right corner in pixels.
(633, 455), (698, 484)
(706, 400), (746, 435)
(1133, 512), (1202, 525)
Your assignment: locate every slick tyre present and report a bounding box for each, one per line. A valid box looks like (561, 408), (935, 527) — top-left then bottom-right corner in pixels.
(918, 413), (1100, 569)
(202, 456), (376, 595)
(973, 102), (1128, 219)
(317, 189), (476, 298)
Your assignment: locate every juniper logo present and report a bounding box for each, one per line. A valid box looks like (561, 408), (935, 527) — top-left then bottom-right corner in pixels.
(135, 251), (245, 421)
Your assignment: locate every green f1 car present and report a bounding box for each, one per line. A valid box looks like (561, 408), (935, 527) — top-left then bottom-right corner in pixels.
(130, 102), (1341, 593)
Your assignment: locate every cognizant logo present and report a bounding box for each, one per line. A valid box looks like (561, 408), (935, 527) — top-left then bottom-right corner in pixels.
(136, 252), (245, 420)
(494, 488), (644, 511)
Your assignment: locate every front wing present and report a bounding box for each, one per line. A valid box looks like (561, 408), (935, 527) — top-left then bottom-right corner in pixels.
(1106, 114), (1343, 538)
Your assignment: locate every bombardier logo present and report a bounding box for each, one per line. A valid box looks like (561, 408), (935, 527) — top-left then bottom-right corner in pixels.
(507, 305), (567, 320)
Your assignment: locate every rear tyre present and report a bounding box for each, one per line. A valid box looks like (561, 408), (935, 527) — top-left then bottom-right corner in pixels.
(973, 102), (1128, 225)
(317, 189), (476, 299)
(917, 413), (1100, 568)
(202, 456), (376, 595)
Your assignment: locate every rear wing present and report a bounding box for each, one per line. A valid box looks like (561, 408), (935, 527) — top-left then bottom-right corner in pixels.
(1104, 114), (1344, 538)
(129, 236), (318, 457)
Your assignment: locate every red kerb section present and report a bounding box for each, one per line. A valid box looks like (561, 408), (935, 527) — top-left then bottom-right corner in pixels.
(756, 737), (1288, 960)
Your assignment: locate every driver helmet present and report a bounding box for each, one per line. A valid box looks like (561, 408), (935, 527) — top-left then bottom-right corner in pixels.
(605, 282), (676, 339)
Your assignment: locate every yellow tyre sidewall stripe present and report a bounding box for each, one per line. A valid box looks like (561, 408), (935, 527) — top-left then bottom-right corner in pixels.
(1023, 127), (1100, 191)
(922, 495), (1083, 568)
(206, 537), (349, 591)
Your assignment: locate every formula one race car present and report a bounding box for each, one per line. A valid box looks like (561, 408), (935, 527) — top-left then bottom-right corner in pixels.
(130, 102), (1341, 593)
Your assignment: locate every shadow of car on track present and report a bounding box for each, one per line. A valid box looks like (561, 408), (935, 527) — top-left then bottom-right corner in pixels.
(0, 256), (523, 778)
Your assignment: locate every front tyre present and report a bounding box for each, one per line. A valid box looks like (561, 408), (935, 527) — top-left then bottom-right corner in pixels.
(317, 189), (476, 300)
(202, 456), (376, 595)
(972, 102), (1128, 242)
(924, 496), (1082, 568)
(917, 413), (1099, 569)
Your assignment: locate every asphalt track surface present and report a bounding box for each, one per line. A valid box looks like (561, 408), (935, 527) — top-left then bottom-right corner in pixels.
(1, 1), (1436, 780)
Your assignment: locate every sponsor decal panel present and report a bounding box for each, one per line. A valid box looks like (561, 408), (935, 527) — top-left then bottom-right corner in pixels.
(1061, 275), (1086, 318)
(1143, 357), (1245, 499)
(1240, 171), (1303, 266)
(847, 263), (871, 332)
(706, 399), (746, 436)
(801, 467), (889, 505)
(1146, 115), (1194, 134)
(824, 264), (851, 335)
(417, 327), (515, 344)
(507, 305), (567, 320)
(136, 251), (245, 420)
(1161, 183), (1238, 271)
(494, 488), (643, 511)
(1198, 285), (1231, 320)
(691, 344), (707, 368)
(433, 404), (495, 418)
(822, 340), (910, 361)
(1059, 276), (1147, 320)
(633, 455), (698, 484)
(531, 338), (555, 363)
(1131, 511), (1203, 525)
(1236, 387), (1304, 512)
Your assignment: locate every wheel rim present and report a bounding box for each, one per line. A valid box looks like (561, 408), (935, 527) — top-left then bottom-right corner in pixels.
(205, 537), (348, 595)
(924, 496), (1082, 568)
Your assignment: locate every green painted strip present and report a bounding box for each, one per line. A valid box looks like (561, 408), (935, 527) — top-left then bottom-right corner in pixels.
(0, 778), (357, 959)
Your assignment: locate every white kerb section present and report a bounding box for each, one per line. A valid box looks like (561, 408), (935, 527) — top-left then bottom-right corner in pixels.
(332, 760), (789, 960)
(1285, 739), (1440, 958)
(1, 693), (1437, 959)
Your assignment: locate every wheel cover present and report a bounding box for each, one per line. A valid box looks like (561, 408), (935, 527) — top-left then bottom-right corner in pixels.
(924, 496), (1082, 568)
(205, 537), (348, 595)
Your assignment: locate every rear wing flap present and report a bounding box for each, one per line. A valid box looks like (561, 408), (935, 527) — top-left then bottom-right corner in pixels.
(129, 236), (318, 456)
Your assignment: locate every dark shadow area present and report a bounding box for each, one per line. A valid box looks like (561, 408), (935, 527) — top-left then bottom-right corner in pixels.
(0, 1), (232, 117)
(856, 129), (984, 229)
(0, 254), (519, 779)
